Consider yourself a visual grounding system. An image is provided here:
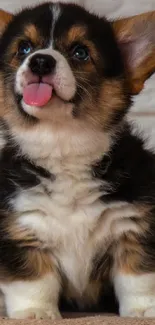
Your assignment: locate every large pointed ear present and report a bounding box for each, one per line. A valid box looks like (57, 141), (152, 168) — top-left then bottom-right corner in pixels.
(113, 11), (155, 95)
(0, 9), (13, 36)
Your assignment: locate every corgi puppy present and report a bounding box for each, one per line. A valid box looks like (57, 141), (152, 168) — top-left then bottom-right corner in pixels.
(0, 4), (155, 319)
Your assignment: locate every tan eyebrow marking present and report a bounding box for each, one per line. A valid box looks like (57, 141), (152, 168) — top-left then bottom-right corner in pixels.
(24, 24), (39, 44)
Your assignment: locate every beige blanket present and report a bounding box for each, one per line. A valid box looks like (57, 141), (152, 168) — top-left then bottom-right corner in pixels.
(1, 316), (155, 325)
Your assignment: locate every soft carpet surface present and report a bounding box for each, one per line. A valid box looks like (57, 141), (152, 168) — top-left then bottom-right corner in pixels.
(0, 316), (155, 325)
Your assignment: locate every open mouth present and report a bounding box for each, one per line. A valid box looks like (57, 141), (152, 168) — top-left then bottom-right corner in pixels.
(23, 82), (54, 107)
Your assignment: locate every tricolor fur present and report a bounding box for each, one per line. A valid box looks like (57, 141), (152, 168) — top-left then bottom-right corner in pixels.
(0, 3), (155, 319)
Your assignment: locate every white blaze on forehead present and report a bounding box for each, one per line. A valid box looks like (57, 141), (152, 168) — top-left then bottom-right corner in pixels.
(50, 3), (61, 44)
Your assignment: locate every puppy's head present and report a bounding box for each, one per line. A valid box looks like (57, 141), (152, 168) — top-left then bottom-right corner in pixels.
(0, 4), (154, 133)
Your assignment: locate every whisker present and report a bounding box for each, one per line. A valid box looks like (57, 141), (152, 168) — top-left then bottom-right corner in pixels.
(76, 83), (92, 101)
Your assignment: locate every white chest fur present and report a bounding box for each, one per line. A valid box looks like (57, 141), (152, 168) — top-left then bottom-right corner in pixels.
(13, 160), (141, 296)
(13, 158), (107, 293)
(11, 127), (142, 295)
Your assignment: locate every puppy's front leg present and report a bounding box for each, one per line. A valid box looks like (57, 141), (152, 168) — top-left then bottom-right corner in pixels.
(1, 273), (61, 319)
(114, 272), (155, 317)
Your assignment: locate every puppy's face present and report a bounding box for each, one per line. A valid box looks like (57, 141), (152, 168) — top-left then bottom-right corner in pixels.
(0, 3), (129, 132)
(0, 4), (155, 133)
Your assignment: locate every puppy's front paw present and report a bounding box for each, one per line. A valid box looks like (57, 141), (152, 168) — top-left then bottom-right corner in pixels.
(11, 308), (62, 320)
(120, 309), (144, 318)
(121, 306), (155, 318)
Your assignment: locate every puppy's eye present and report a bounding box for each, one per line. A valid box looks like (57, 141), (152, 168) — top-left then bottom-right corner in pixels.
(71, 44), (89, 61)
(18, 40), (32, 57)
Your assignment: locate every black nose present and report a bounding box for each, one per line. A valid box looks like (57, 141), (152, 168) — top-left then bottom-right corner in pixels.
(29, 54), (56, 76)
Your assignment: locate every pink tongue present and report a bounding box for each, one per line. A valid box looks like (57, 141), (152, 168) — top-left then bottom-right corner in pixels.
(23, 83), (53, 107)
